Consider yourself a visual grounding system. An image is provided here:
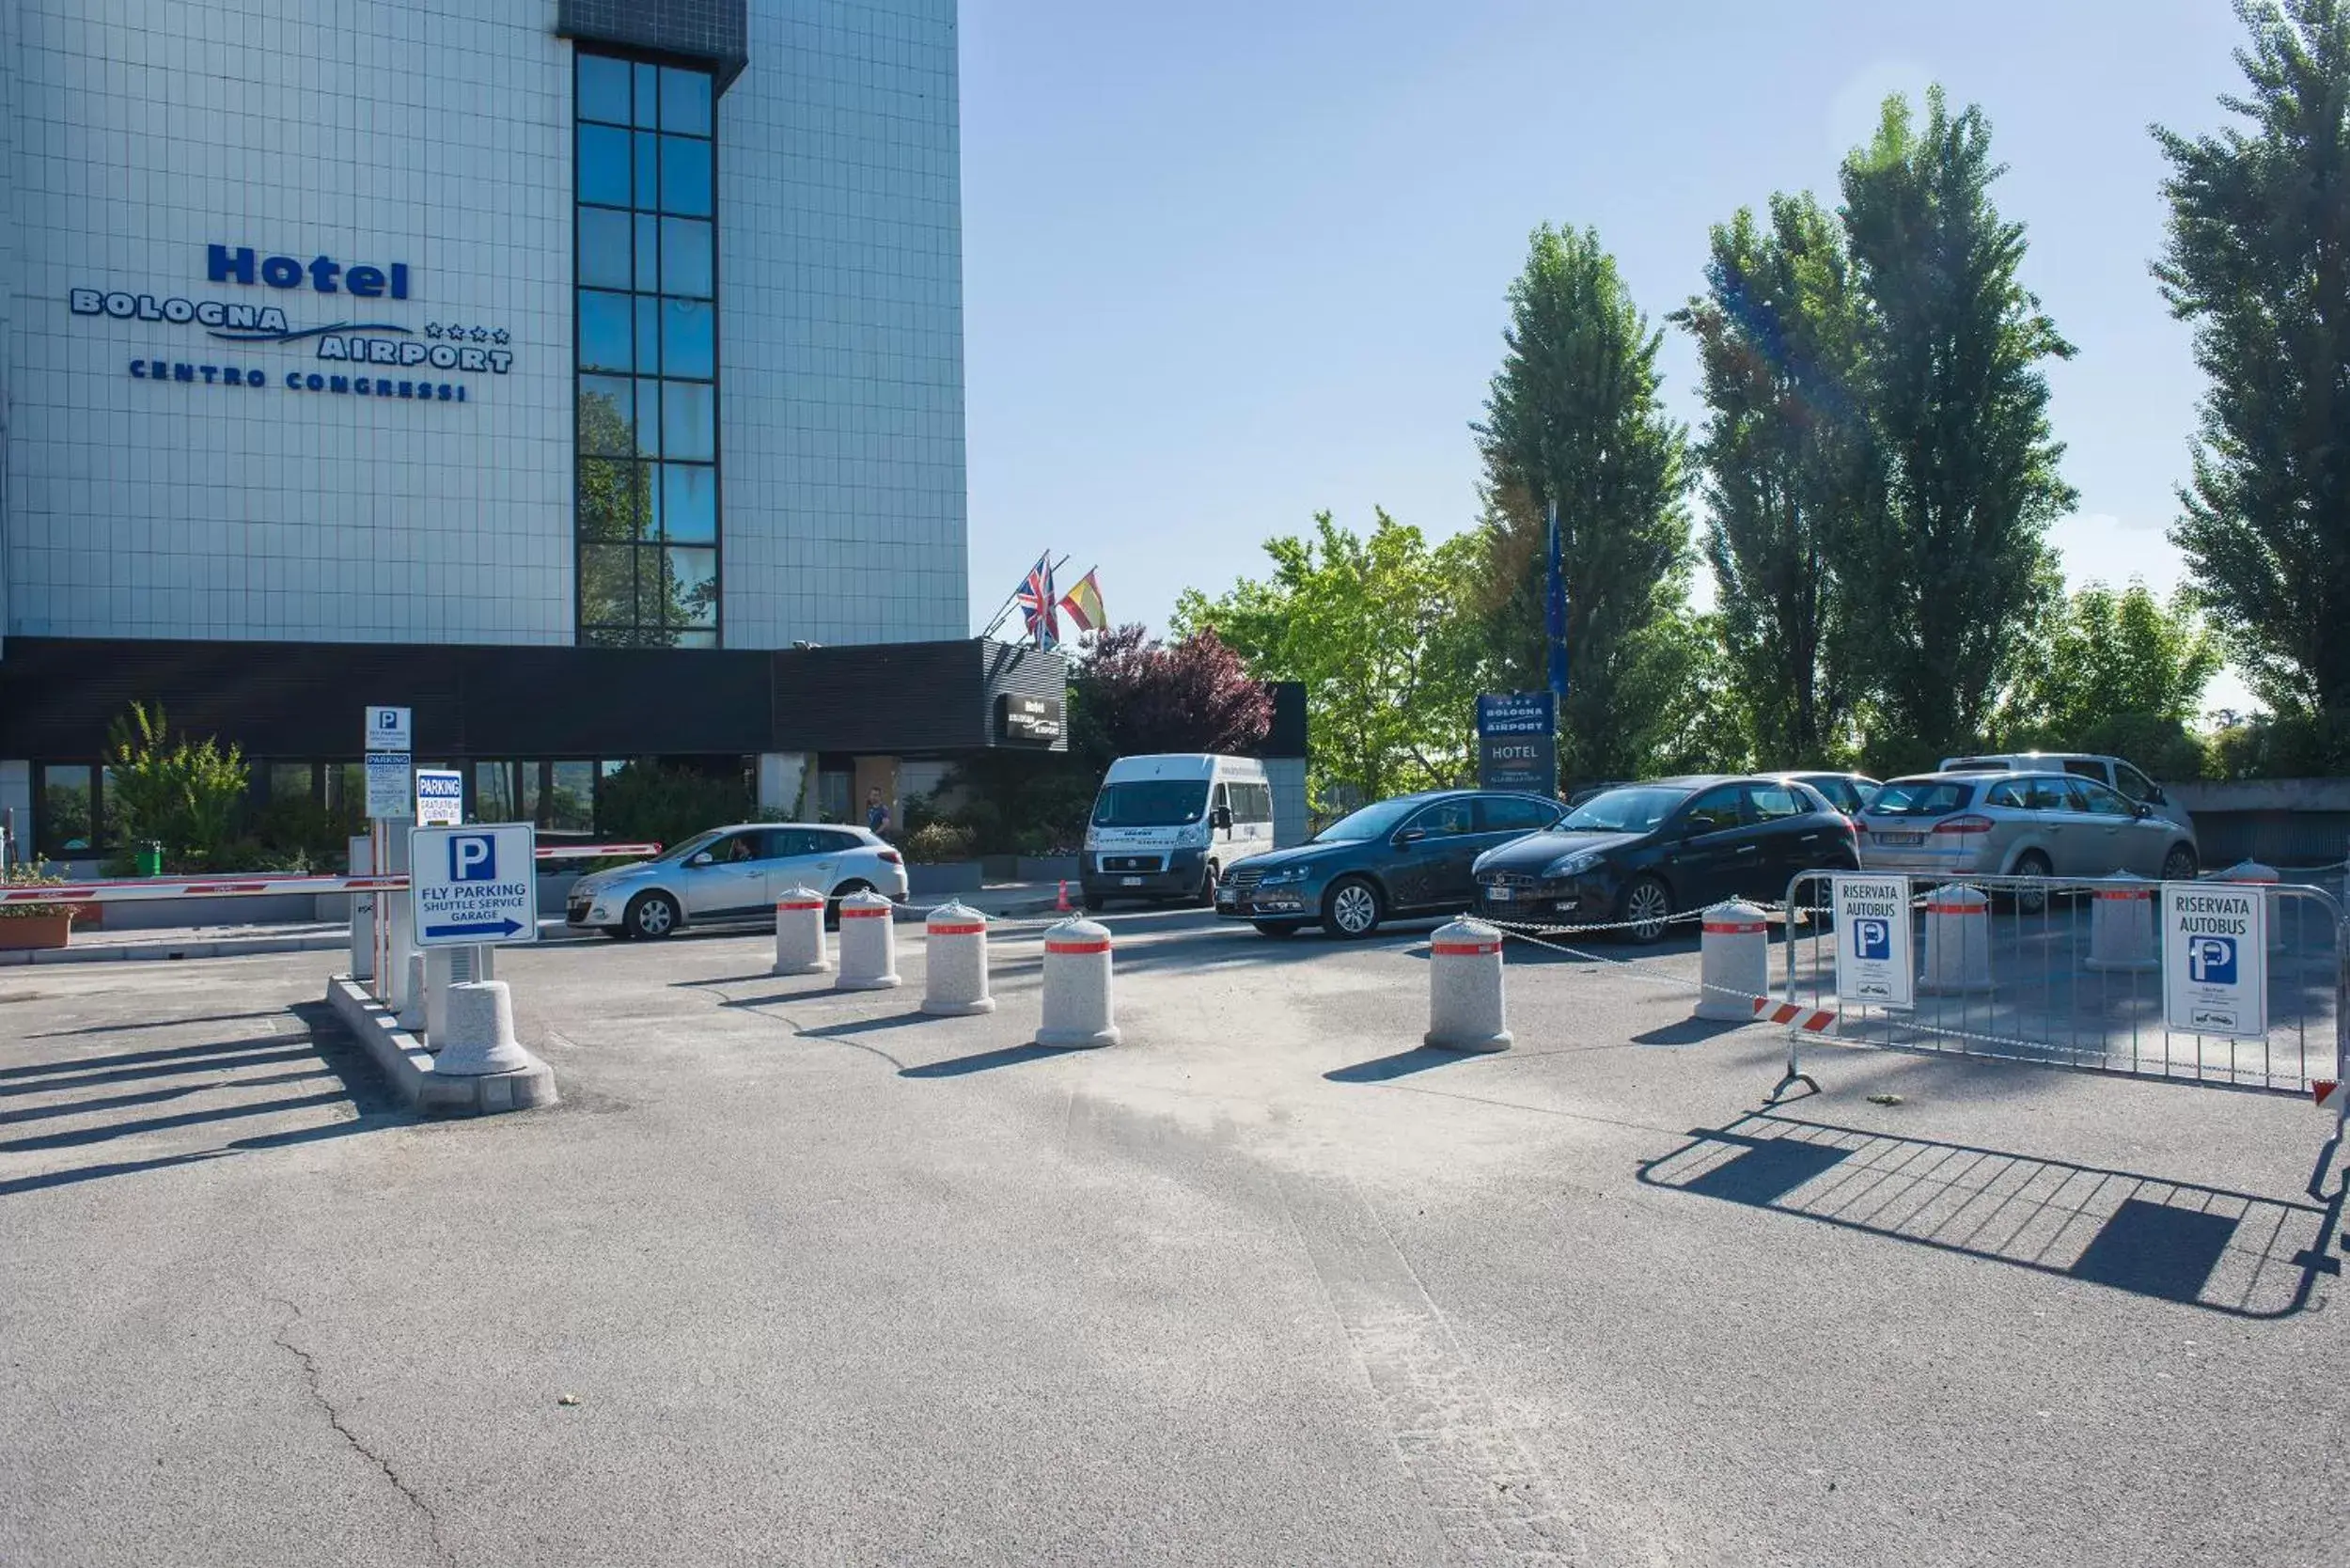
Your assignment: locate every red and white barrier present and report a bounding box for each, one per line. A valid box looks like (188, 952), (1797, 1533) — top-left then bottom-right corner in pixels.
(1753, 997), (1838, 1034)
(1, 842), (660, 907)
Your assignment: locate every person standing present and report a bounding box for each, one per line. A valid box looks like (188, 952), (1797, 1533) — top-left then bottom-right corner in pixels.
(866, 787), (891, 837)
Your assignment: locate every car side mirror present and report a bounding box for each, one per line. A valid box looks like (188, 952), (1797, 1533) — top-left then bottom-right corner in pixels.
(2147, 786), (2167, 805)
(687, 852), (713, 868)
(1213, 806), (1232, 831)
(1394, 827), (1427, 847)
(2133, 802), (2153, 819)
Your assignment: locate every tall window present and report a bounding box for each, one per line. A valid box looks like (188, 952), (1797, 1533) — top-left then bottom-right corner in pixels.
(574, 52), (720, 648)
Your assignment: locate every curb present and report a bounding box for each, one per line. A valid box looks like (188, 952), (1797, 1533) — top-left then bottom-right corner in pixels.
(0, 929), (351, 966)
(322, 975), (557, 1118)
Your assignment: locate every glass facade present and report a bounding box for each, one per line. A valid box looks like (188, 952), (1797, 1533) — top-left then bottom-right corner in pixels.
(574, 52), (721, 649)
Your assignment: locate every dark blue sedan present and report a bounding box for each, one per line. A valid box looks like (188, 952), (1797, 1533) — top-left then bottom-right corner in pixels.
(1215, 790), (1567, 938)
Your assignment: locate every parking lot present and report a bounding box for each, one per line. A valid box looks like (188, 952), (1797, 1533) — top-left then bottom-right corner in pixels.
(3, 912), (2344, 1566)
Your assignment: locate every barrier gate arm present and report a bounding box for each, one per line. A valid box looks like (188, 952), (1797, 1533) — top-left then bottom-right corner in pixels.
(0, 843), (661, 907)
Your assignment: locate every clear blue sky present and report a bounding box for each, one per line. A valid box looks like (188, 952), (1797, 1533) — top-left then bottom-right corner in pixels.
(959, 0), (2251, 703)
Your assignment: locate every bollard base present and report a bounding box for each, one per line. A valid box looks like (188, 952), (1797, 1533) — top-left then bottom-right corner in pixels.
(1426, 1027), (1512, 1054)
(1695, 994), (1760, 1023)
(772, 958), (831, 977)
(835, 972), (902, 992)
(1038, 1023), (1120, 1049)
(922, 996), (997, 1016)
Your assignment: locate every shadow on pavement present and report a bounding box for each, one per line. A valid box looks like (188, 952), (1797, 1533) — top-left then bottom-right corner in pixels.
(1630, 1018), (1747, 1047)
(1638, 1109), (2343, 1319)
(0, 1001), (411, 1199)
(1324, 1046), (1470, 1084)
(900, 1043), (1090, 1079)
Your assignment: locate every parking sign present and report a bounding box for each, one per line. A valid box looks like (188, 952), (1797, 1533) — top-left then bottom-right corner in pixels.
(1832, 873), (1913, 1009)
(408, 823), (538, 949)
(415, 768), (463, 827)
(2163, 884), (2265, 1038)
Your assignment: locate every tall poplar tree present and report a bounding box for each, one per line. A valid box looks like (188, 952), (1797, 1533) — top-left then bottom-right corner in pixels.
(1838, 89), (2076, 770)
(1674, 194), (1870, 766)
(1474, 225), (1692, 782)
(2155, 0), (2350, 714)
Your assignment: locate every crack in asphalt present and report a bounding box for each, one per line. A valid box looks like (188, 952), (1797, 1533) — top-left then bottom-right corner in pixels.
(269, 1299), (453, 1567)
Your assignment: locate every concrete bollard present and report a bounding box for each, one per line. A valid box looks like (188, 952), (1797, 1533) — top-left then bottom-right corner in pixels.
(1697, 901), (1771, 1021)
(772, 887), (829, 976)
(1425, 917), (1512, 1053)
(426, 947), (460, 1044)
(920, 902), (995, 1016)
(398, 949), (428, 1033)
(349, 896), (376, 982)
(2223, 859), (2289, 951)
(1919, 885), (1993, 994)
(431, 980), (535, 1075)
(834, 889), (901, 990)
(1036, 917), (1120, 1048)
(2086, 872), (2157, 972)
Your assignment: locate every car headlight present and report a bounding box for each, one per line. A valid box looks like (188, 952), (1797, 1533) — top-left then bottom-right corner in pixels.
(1543, 852), (1601, 879)
(1257, 866), (1309, 885)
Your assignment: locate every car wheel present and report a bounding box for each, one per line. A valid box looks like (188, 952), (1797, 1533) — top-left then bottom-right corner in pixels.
(826, 879), (873, 931)
(2008, 850), (2053, 914)
(2161, 843), (2199, 882)
(1619, 875), (1672, 944)
(1253, 919), (1305, 938)
(1323, 876), (1383, 940)
(625, 891), (680, 940)
(1196, 860), (1220, 908)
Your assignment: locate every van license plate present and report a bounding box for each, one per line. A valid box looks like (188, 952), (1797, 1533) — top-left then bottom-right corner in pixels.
(1487, 886), (1513, 902)
(1121, 876), (1142, 886)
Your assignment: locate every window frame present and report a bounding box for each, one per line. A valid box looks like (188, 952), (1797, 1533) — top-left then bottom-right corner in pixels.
(573, 45), (722, 650)
(1679, 784), (1747, 835)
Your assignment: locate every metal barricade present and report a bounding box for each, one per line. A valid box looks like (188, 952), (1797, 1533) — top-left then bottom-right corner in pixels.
(1778, 869), (2347, 1119)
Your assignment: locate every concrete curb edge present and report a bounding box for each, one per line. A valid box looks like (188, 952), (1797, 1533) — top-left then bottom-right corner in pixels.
(323, 974), (557, 1118)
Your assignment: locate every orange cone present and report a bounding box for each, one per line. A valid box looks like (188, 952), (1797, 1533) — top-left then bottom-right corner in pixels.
(1057, 880), (1072, 914)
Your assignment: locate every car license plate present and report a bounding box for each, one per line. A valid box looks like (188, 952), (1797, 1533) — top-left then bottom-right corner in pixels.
(1121, 875), (1142, 886)
(1877, 832), (1923, 847)
(1487, 885), (1513, 902)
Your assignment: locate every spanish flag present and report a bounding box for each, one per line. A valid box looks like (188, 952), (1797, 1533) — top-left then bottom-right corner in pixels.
(1058, 569), (1105, 633)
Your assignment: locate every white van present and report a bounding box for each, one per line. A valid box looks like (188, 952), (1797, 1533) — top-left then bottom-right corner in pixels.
(1082, 754), (1275, 909)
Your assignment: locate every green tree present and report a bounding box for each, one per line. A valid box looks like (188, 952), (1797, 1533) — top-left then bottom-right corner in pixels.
(1473, 224), (1693, 782)
(1175, 510), (1490, 808)
(2154, 0), (2350, 714)
(1839, 88), (2076, 773)
(1674, 194), (1871, 766)
(2000, 581), (2220, 777)
(104, 701), (251, 869)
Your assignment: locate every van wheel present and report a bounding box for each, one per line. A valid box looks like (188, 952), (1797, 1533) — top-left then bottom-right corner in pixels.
(1195, 861), (1220, 907)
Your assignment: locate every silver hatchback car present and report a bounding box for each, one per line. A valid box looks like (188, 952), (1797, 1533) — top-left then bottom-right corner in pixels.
(566, 823), (909, 939)
(1859, 770), (2200, 888)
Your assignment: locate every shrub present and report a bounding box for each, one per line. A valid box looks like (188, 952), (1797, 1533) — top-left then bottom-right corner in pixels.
(594, 760), (752, 852)
(0, 865), (77, 922)
(105, 701), (250, 869)
(901, 822), (976, 864)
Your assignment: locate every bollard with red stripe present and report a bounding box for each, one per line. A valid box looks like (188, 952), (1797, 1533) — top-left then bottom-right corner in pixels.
(1697, 900), (1771, 1022)
(2223, 859), (2290, 952)
(2086, 871), (2157, 972)
(1036, 917), (1120, 1048)
(835, 889), (901, 991)
(1425, 917), (1511, 1054)
(1919, 885), (1992, 995)
(920, 902), (995, 1016)
(772, 887), (829, 976)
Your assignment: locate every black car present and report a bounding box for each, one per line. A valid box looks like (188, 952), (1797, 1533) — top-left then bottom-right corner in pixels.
(1216, 789), (1568, 938)
(1470, 775), (1858, 942)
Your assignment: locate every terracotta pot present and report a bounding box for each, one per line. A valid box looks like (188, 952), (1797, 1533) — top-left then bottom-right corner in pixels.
(0, 913), (71, 950)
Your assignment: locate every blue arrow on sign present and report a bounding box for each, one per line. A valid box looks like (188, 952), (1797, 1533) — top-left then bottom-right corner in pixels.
(424, 917), (525, 939)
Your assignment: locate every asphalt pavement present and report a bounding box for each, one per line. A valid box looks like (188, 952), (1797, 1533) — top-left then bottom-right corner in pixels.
(2, 908), (2343, 1566)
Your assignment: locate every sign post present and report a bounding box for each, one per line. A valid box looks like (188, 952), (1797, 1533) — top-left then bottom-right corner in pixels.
(1832, 872), (1914, 1010)
(364, 706), (413, 1002)
(1475, 693), (1558, 797)
(2162, 882), (2266, 1038)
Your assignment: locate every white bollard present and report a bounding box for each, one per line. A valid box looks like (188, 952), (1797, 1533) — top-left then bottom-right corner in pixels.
(431, 980), (534, 1075)
(1425, 917), (1511, 1053)
(348, 894), (375, 981)
(834, 889), (901, 990)
(773, 887), (829, 976)
(920, 902), (995, 1016)
(2223, 859), (2289, 951)
(1919, 885), (1993, 994)
(385, 892), (417, 1011)
(1697, 901), (1771, 1021)
(1036, 917), (1120, 1048)
(2086, 872), (2157, 972)
(398, 949), (428, 1032)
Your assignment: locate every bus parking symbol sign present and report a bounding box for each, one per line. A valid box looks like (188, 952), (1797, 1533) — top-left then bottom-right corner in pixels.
(2186, 934), (2236, 985)
(1854, 917), (1891, 961)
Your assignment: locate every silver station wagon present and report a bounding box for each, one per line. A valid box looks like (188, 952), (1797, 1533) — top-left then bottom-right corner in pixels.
(1858, 769), (2201, 896)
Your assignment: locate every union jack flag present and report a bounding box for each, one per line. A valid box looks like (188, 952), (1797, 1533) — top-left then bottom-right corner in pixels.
(1015, 553), (1059, 649)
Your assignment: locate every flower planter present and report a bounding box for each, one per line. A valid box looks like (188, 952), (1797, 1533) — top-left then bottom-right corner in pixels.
(0, 914), (72, 951)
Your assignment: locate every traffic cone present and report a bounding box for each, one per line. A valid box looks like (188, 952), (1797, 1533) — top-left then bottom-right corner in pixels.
(1057, 880), (1073, 914)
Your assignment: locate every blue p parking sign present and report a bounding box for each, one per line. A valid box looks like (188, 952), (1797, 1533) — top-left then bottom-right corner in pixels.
(449, 833), (496, 883)
(2163, 885), (2264, 1038)
(1853, 917), (1892, 962)
(408, 823), (537, 948)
